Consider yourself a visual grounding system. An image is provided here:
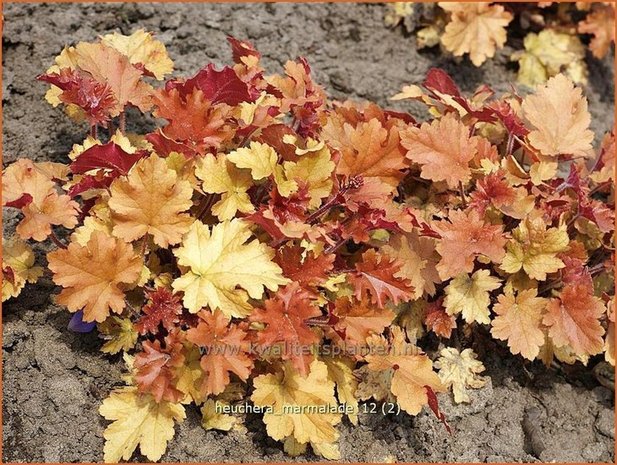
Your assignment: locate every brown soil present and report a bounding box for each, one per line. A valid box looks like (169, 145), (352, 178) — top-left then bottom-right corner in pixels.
(2, 2), (615, 463)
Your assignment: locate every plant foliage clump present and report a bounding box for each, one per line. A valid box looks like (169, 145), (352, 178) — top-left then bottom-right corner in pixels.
(2, 29), (614, 462)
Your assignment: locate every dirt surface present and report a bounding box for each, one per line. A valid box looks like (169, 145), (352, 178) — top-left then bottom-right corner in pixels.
(2, 2), (615, 463)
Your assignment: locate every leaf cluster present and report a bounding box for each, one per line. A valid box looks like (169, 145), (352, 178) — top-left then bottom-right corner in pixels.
(2, 30), (614, 461)
(385, 2), (615, 86)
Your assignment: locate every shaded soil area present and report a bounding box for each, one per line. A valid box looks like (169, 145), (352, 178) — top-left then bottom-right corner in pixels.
(2, 2), (615, 462)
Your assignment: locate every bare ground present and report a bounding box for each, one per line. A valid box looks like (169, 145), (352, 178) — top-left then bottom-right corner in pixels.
(2, 3), (615, 462)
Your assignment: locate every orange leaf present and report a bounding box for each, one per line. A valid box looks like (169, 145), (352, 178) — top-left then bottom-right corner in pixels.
(2, 159), (79, 241)
(186, 309), (254, 396)
(275, 244), (335, 293)
(19, 191), (79, 242)
(108, 154), (194, 247)
(152, 88), (234, 153)
(424, 298), (457, 339)
(330, 118), (408, 191)
(47, 231), (142, 322)
(543, 284), (606, 357)
(440, 2), (513, 67)
(365, 327), (444, 415)
(332, 297), (395, 345)
(578, 5), (615, 59)
(401, 113), (478, 189)
(249, 283), (321, 376)
(522, 74), (593, 158)
(434, 209), (506, 280)
(350, 249), (414, 308)
(135, 333), (185, 403)
(74, 42), (153, 115)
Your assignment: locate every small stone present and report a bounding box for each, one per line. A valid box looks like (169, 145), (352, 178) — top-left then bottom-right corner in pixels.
(595, 409), (615, 439)
(582, 442), (606, 461)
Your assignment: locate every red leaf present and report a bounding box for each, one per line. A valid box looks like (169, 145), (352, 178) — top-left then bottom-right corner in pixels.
(257, 124), (299, 162)
(70, 142), (145, 176)
(426, 385), (452, 434)
(423, 68), (463, 99)
(423, 68), (494, 122)
(4, 193), (33, 209)
(167, 64), (255, 106)
(146, 130), (199, 159)
(3, 266), (16, 285)
(134, 333), (185, 403)
(349, 249), (414, 308)
(227, 36), (261, 63)
(68, 173), (114, 198)
(37, 69), (117, 126)
(487, 100), (529, 137)
(136, 287), (183, 335)
(424, 297), (457, 339)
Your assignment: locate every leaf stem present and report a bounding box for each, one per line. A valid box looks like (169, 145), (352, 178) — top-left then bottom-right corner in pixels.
(505, 132), (514, 157)
(324, 237), (348, 254)
(196, 194), (216, 220)
(458, 181), (467, 208)
(589, 181), (611, 196)
(140, 235), (148, 257)
(50, 231), (68, 249)
(90, 124), (98, 139)
(307, 197), (340, 224)
(119, 112), (126, 134)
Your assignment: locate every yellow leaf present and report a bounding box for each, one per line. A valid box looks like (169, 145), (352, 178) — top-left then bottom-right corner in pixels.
(435, 347), (486, 403)
(322, 356), (359, 425)
(2, 237), (43, 301)
(195, 154), (254, 221)
(99, 386), (185, 463)
(201, 399), (237, 431)
(439, 2), (513, 66)
(172, 219), (288, 316)
(522, 74), (593, 158)
(384, 2), (414, 28)
(101, 29), (174, 80)
(501, 215), (569, 281)
(283, 436), (308, 456)
(109, 154), (194, 247)
(251, 360), (341, 459)
(417, 24), (443, 49)
(529, 161), (558, 185)
(365, 327), (444, 415)
(354, 364), (392, 403)
(174, 343), (204, 404)
(227, 141), (297, 196)
(513, 30), (587, 88)
(71, 200), (113, 246)
(283, 143), (334, 208)
(98, 316), (138, 354)
(444, 270), (501, 324)
(491, 288), (547, 360)
(382, 231), (440, 299)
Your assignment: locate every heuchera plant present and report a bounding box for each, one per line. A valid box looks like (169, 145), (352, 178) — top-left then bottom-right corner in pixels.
(385, 2), (615, 87)
(2, 30), (614, 462)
